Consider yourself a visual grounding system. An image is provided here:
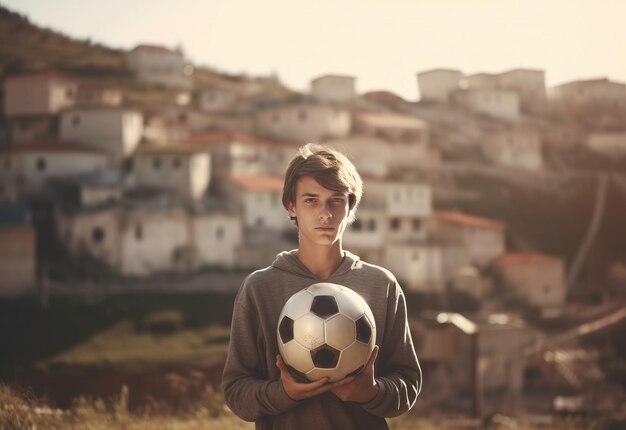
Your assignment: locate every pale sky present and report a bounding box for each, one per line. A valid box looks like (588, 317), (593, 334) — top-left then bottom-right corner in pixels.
(3, 0), (625, 100)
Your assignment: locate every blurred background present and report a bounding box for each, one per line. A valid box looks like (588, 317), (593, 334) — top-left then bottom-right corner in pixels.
(1, 1), (626, 428)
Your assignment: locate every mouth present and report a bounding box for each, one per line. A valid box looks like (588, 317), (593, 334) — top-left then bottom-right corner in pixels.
(315, 226), (335, 231)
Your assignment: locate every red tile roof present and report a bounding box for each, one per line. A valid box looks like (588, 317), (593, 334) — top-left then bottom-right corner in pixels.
(433, 211), (505, 230)
(229, 175), (284, 192)
(496, 252), (563, 266)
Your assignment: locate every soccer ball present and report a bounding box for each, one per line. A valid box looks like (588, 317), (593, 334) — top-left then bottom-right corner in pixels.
(277, 282), (376, 382)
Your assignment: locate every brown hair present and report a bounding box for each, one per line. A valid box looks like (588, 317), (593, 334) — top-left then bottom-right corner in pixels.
(282, 143), (363, 223)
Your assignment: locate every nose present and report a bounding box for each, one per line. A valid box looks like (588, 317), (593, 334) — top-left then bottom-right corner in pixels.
(319, 204), (332, 221)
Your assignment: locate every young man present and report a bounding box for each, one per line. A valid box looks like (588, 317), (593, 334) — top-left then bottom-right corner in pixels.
(222, 144), (421, 429)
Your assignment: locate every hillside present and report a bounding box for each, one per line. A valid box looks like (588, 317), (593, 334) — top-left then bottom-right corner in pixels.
(0, 5), (294, 101)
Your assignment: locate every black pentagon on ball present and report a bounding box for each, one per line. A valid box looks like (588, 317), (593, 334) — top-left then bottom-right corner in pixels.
(310, 295), (339, 318)
(311, 344), (340, 368)
(355, 316), (372, 343)
(278, 316), (294, 343)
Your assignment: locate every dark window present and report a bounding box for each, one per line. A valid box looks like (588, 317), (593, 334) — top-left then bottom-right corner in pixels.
(390, 218), (400, 230)
(153, 157), (162, 170)
(412, 218), (422, 231)
(36, 158), (47, 172)
(352, 219), (362, 231)
(368, 219), (376, 231)
(92, 227), (105, 243)
(216, 226), (224, 240)
(172, 158), (182, 168)
(135, 224), (143, 240)
(72, 115), (81, 126)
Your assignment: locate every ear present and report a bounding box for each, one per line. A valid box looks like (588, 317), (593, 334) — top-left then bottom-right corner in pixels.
(287, 202), (296, 218)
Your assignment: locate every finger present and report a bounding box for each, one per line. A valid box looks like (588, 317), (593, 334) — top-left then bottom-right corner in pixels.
(301, 376), (330, 391)
(330, 376), (355, 388)
(302, 381), (333, 398)
(366, 345), (379, 368)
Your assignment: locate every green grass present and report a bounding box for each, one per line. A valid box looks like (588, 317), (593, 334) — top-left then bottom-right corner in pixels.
(44, 319), (230, 367)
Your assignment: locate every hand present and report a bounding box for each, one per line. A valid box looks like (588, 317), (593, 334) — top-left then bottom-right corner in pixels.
(329, 345), (380, 403)
(276, 354), (333, 401)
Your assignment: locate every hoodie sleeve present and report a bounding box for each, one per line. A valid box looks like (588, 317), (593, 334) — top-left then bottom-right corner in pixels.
(221, 283), (300, 422)
(358, 280), (422, 417)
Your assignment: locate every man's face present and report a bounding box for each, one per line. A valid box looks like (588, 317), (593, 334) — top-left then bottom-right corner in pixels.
(287, 176), (350, 248)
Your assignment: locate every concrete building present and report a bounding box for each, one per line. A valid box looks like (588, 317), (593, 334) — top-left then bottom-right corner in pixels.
(0, 204), (35, 296)
(183, 131), (296, 185)
(255, 103), (351, 142)
(481, 128), (543, 170)
(585, 132), (626, 156)
(353, 111), (428, 142)
(125, 44), (192, 89)
(310, 74), (356, 102)
(0, 141), (110, 198)
(225, 175), (289, 230)
(60, 107), (144, 161)
(3, 72), (77, 117)
(56, 205), (242, 276)
(495, 252), (566, 308)
(133, 144), (210, 201)
(430, 211), (506, 271)
(76, 83), (123, 107)
(452, 89), (520, 121)
(551, 78), (626, 108)
(344, 179), (439, 291)
(465, 73), (500, 90)
(197, 88), (239, 112)
(326, 136), (391, 178)
(417, 68), (463, 103)
(498, 69), (546, 107)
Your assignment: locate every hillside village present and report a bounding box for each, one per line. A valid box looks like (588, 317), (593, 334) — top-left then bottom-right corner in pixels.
(1, 6), (626, 420)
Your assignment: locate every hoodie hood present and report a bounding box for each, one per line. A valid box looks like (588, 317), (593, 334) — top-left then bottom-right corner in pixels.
(271, 249), (361, 280)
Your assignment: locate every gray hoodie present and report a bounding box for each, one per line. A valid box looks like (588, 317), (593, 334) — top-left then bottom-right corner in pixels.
(222, 250), (421, 430)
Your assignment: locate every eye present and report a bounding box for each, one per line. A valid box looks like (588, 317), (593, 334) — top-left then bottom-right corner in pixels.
(304, 198), (318, 204)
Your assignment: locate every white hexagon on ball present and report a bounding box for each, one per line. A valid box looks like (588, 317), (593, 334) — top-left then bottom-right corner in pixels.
(294, 313), (325, 350)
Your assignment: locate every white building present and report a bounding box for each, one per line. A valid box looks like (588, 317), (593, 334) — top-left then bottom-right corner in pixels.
(495, 252), (566, 308)
(452, 89), (520, 121)
(585, 132), (626, 156)
(132, 144), (211, 201)
(226, 175), (290, 230)
(197, 88), (239, 112)
(344, 179), (439, 291)
(417, 68), (463, 103)
(0, 141), (110, 197)
(56, 205), (242, 276)
(465, 73), (499, 90)
(125, 44), (192, 89)
(326, 136), (391, 178)
(3, 72), (77, 116)
(76, 83), (123, 107)
(311, 74), (356, 102)
(481, 128), (543, 170)
(498, 68), (546, 107)
(183, 131), (296, 183)
(60, 107), (144, 161)
(551, 78), (626, 108)
(353, 111), (428, 142)
(255, 103), (352, 142)
(430, 211), (506, 272)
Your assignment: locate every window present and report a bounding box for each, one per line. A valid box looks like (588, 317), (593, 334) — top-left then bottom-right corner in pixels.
(92, 227), (105, 243)
(255, 217), (265, 227)
(36, 158), (47, 172)
(172, 158), (182, 169)
(72, 115), (81, 126)
(153, 157), (162, 170)
(216, 226), (224, 240)
(390, 218), (400, 230)
(135, 224), (143, 240)
(412, 218), (422, 231)
(351, 219), (362, 231)
(367, 219), (376, 231)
